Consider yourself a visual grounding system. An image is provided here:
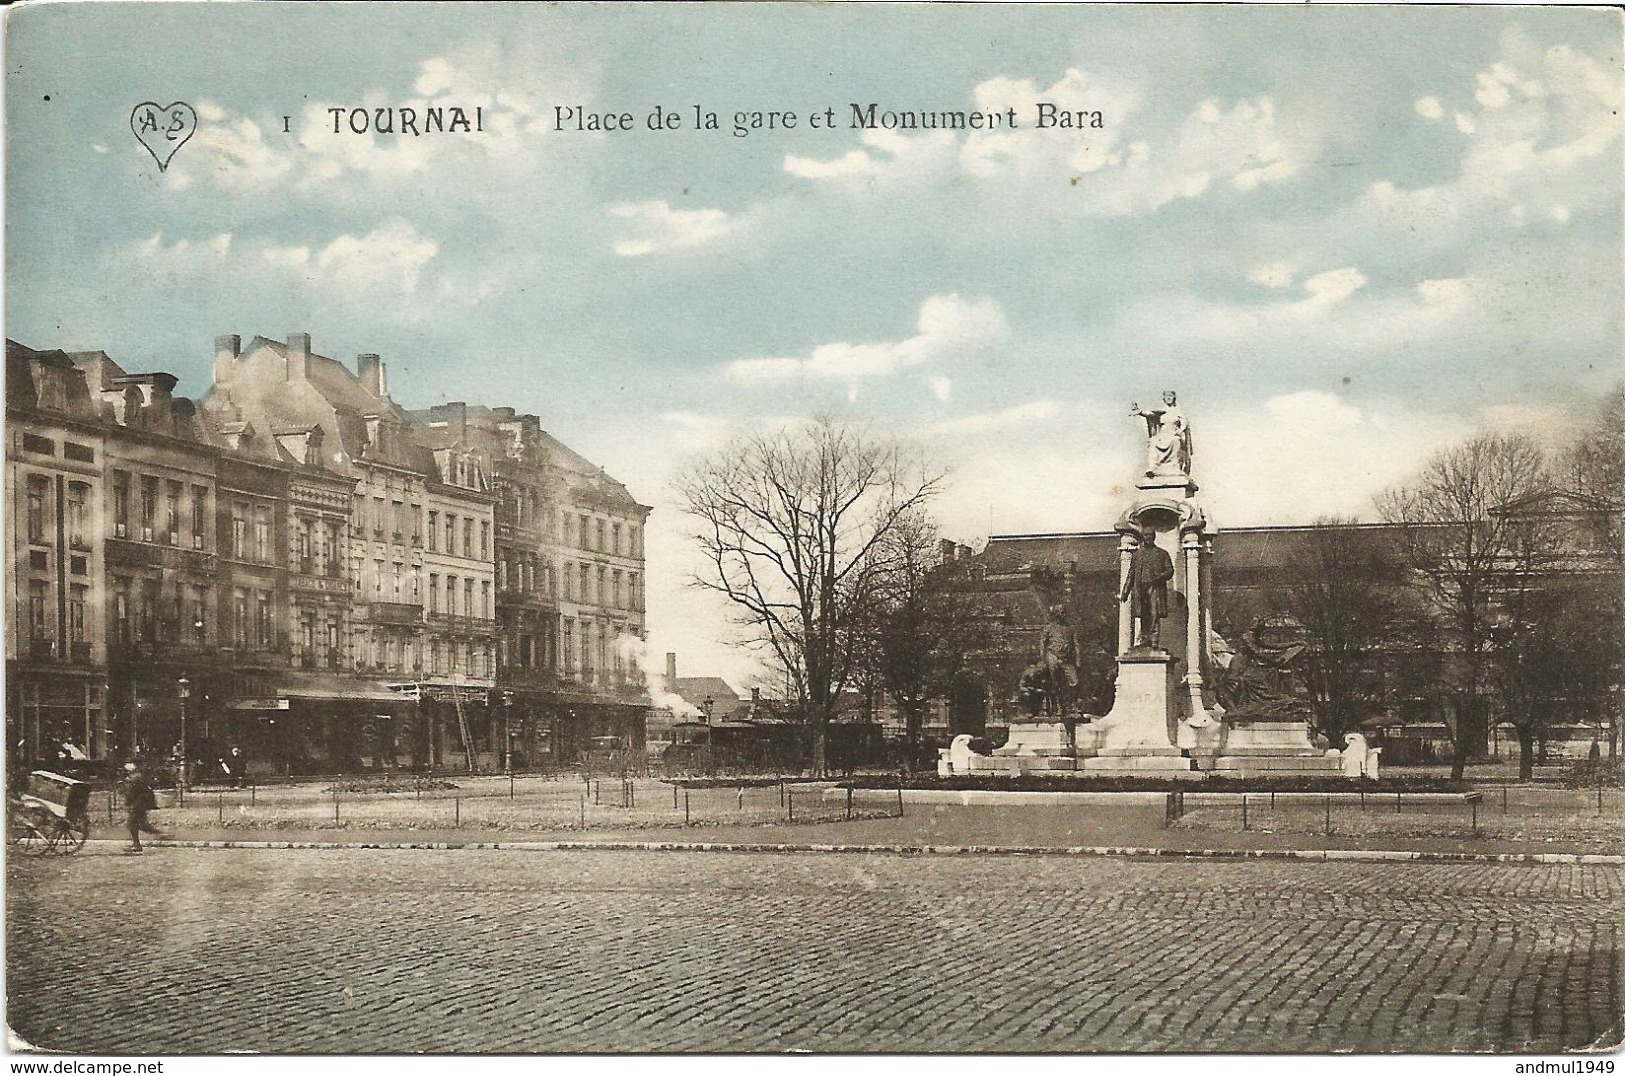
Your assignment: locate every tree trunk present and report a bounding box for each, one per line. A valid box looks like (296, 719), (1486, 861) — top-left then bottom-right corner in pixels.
(1517, 724), (1536, 781)
(1449, 696), (1470, 782)
(810, 720), (827, 778)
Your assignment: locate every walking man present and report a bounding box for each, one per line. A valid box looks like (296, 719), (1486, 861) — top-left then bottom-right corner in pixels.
(123, 762), (161, 854)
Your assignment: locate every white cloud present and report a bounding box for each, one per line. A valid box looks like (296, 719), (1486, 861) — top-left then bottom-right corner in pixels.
(167, 46), (585, 195)
(262, 220), (439, 294)
(929, 399), (1061, 436)
(784, 67), (1309, 216)
(723, 293), (1008, 395)
(926, 375), (954, 403)
(113, 220), (440, 297)
(1359, 30), (1622, 236)
(1414, 96), (1445, 120)
(783, 128), (957, 186)
(1246, 261), (1297, 288)
(607, 201), (737, 257)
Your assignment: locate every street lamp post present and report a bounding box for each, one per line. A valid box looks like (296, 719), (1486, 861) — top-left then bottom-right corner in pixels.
(502, 691), (514, 775)
(177, 675), (191, 800)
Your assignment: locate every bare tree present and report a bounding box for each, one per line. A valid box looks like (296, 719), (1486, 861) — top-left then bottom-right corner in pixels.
(677, 417), (943, 775)
(862, 513), (980, 765)
(1378, 431), (1555, 780)
(1567, 384), (1625, 506)
(1276, 520), (1419, 744)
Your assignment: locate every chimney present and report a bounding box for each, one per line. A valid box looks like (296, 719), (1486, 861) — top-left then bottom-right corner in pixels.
(357, 353), (386, 398)
(939, 538), (957, 562)
(957, 544), (972, 560)
(447, 401), (468, 439)
(285, 333), (311, 383)
(751, 687), (761, 703)
(665, 652), (677, 684)
(213, 334), (240, 385)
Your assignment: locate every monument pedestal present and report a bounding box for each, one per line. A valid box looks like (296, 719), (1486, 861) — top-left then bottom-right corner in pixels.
(1205, 719), (1344, 776)
(1080, 650), (1194, 775)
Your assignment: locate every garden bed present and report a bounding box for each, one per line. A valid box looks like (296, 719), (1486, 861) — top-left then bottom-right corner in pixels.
(839, 774), (1470, 794)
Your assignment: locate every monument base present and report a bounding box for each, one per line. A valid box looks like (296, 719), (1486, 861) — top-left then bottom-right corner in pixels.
(1204, 719), (1343, 776)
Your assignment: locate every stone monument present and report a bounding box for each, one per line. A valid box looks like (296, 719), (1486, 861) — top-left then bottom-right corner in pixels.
(1070, 393), (1212, 774)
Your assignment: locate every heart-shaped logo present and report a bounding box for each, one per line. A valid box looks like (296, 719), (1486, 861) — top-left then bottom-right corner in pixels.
(130, 101), (197, 173)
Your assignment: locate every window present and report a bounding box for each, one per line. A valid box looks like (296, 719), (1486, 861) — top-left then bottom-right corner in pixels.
(233, 589), (249, 647)
(26, 476), (48, 544)
(140, 476), (158, 541)
(64, 442), (93, 464)
(190, 585), (207, 644)
(579, 514), (590, 550)
(66, 482), (88, 549)
(113, 471), (131, 538)
(629, 525), (639, 559)
(255, 592), (272, 649)
(411, 565), (421, 599)
(28, 580), (48, 641)
(253, 506), (272, 562)
(427, 511), (439, 552)
(464, 578), (474, 618)
(612, 570), (623, 609)
(582, 622), (594, 675)
(231, 502), (248, 558)
(579, 563), (590, 604)
(629, 572), (640, 611)
(411, 502), (422, 545)
(392, 500), (405, 542)
(596, 519), (606, 552)
(69, 585), (86, 646)
(447, 576), (457, 615)
(563, 619), (575, 671)
(139, 579), (158, 641)
(480, 521), (490, 559)
(22, 433), (55, 456)
(481, 580), (491, 619)
(429, 574), (439, 614)
(326, 522), (343, 575)
(374, 560), (384, 596)
(165, 480), (182, 544)
(463, 518), (474, 559)
(191, 487), (208, 548)
(597, 566), (606, 608)
(564, 562), (575, 601)
(429, 638), (441, 675)
(373, 497), (387, 538)
(445, 514), (456, 553)
(612, 523), (622, 556)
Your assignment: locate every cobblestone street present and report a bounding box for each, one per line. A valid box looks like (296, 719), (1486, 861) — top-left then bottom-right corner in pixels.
(7, 848), (1621, 1054)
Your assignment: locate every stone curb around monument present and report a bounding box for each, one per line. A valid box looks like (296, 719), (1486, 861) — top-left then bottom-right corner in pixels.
(84, 838), (1625, 865)
(840, 789), (1481, 806)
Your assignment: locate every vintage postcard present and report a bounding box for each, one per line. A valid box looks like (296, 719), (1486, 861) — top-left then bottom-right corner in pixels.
(4, 0), (1622, 1064)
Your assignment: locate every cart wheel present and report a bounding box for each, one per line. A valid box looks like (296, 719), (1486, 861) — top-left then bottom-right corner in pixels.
(8, 811), (51, 856)
(58, 815), (90, 853)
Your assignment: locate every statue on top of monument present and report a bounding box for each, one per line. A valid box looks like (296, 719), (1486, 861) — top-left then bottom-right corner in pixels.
(1130, 391), (1193, 478)
(1120, 524), (1175, 650)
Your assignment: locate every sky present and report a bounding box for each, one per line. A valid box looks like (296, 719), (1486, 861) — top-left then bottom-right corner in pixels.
(5, 3), (1622, 688)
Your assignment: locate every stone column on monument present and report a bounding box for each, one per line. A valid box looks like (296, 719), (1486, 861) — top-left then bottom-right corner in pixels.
(1181, 529), (1213, 733)
(1116, 531), (1136, 657)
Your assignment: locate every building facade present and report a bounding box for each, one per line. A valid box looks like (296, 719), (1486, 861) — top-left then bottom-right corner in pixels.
(6, 333), (654, 776)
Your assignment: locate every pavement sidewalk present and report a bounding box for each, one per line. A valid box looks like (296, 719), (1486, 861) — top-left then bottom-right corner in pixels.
(79, 801), (1624, 860)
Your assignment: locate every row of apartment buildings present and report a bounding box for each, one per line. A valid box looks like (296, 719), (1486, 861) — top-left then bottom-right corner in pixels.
(6, 334), (652, 776)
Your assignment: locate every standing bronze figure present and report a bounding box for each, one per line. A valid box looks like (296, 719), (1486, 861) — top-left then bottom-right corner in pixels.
(1121, 528), (1174, 649)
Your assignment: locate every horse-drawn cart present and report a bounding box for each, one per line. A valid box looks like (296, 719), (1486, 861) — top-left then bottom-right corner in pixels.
(7, 770), (92, 855)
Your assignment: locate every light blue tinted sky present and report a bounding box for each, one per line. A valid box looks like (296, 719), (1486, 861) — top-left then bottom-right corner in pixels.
(7, 3), (1622, 681)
